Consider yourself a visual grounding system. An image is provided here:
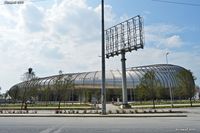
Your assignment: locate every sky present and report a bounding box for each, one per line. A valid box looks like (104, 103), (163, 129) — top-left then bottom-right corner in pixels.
(0, 0), (199, 93)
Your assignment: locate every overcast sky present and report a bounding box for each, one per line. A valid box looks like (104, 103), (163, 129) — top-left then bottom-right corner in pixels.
(0, 0), (199, 93)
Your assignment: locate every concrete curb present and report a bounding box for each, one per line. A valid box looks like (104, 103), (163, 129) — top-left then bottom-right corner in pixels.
(0, 113), (187, 117)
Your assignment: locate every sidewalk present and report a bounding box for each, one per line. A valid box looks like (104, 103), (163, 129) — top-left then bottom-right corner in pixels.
(0, 113), (187, 117)
(0, 103), (194, 117)
(131, 103), (200, 108)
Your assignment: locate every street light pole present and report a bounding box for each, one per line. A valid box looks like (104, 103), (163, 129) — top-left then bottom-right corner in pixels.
(101, 0), (106, 115)
(166, 52), (173, 108)
(166, 52), (169, 64)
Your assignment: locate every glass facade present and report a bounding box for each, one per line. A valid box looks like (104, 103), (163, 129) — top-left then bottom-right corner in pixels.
(9, 64), (195, 102)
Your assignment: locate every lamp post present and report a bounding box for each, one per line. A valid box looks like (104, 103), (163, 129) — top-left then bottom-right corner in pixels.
(166, 52), (169, 64)
(166, 52), (173, 108)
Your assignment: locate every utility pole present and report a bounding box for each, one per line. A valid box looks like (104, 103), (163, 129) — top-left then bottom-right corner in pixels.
(101, 0), (106, 115)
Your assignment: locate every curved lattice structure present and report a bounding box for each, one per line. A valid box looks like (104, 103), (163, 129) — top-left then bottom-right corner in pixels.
(9, 64), (195, 102)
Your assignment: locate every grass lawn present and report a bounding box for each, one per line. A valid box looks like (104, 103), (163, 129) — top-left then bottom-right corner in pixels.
(129, 100), (200, 109)
(130, 100), (200, 105)
(0, 102), (94, 110)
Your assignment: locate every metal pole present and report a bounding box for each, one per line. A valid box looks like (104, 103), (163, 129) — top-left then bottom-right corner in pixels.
(169, 81), (173, 108)
(121, 51), (128, 106)
(166, 52), (169, 64)
(101, 0), (106, 115)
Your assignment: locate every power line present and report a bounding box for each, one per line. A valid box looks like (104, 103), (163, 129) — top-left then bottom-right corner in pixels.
(152, 0), (200, 7)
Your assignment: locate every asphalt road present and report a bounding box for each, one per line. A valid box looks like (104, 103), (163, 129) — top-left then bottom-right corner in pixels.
(0, 108), (199, 133)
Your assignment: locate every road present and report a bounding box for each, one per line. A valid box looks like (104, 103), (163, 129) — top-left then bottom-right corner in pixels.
(0, 108), (199, 133)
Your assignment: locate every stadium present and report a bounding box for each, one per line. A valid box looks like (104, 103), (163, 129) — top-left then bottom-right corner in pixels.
(8, 64), (195, 104)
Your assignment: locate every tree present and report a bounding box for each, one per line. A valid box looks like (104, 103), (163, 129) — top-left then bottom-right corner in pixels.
(27, 83), (39, 103)
(54, 70), (74, 109)
(43, 87), (51, 106)
(8, 85), (26, 103)
(21, 68), (36, 110)
(137, 70), (161, 108)
(135, 84), (150, 102)
(176, 69), (195, 106)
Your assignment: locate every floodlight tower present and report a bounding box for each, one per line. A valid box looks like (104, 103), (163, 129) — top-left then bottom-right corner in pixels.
(105, 16), (144, 108)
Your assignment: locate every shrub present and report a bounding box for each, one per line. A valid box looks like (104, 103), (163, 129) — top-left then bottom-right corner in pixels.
(143, 110), (147, 113)
(116, 110), (120, 114)
(94, 110), (98, 114)
(129, 110), (134, 114)
(148, 110), (152, 113)
(71, 110), (75, 114)
(108, 110), (112, 114)
(55, 110), (59, 114)
(122, 110), (126, 114)
(134, 109), (138, 113)
(83, 110), (87, 114)
(169, 110), (172, 113)
(55, 110), (62, 114)
(88, 110), (92, 114)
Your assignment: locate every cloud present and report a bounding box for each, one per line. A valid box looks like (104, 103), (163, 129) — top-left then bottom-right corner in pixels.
(94, 4), (116, 26)
(145, 24), (182, 34)
(0, 0), (118, 92)
(17, 3), (45, 32)
(105, 47), (167, 71)
(164, 35), (182, 48)
(40, 46), (64, 60)
(145, 24), (183, 48)
(0, 0), (199, 93)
